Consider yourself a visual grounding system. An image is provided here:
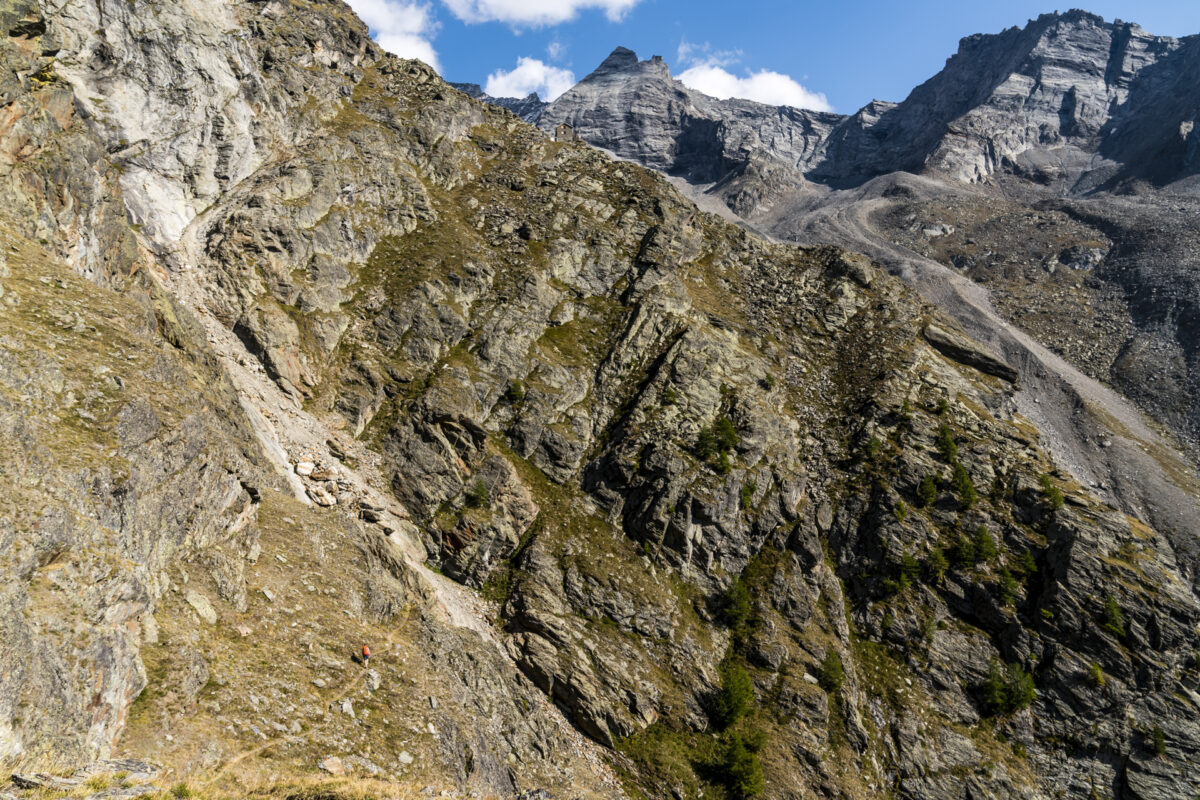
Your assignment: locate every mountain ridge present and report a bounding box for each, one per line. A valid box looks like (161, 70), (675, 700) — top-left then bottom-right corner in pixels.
(465, 13), (1200, 538)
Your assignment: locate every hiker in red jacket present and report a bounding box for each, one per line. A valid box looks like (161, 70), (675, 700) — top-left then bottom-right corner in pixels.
(362, 644), (370, 667)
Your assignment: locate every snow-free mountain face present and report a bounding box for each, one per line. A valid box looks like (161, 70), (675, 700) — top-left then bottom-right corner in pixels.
(473, 12), (1200, 533)
(6, 3), (1200, 800)
(448, 81), (546, 123)
(532, 12), (1200, 191)
(537, 46), (841, 185)
(817, 10), (1200, 189)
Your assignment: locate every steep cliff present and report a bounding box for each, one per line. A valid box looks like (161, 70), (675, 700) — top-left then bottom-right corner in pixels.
(539, 47), (840, 189)
(503, 19), (1200, 554)
(3, 3), (1200, 800)
(539, 14), (1200, 191)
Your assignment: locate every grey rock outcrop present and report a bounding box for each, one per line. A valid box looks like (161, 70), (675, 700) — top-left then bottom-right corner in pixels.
(539, 47), (840, 186)
(449, 82), (547, 123)
(816, 10), (1200, 188)
(923, 323), (1018, 382)
(531, 15), (1200, 192)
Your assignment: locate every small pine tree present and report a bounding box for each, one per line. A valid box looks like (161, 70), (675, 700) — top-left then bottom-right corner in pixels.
(466, 481), (490, 509)
(953, 534), (977, 566)
(724, 734), (765, 799)
(900, 552), (921, 589)
(981, 660), (1036, 715)
(1019, 550), (1038, 575)
(981, 660), (1009, 714)
(936, 396), (950, 416)
(894, 500), (909, 522)
(1040, 474), (1065, 510)
(865, 435), (883, 459)
(715, 416), (739, 452)
(724, 580), (752, 636)
(916, 474), (938, 507)
(998, 568), (1019, 606)
(505, 380), (526, 404)
(1007, 665), (1037, 710)
(713, 661), (755, 729)
(695, 427), (718, 460)
(662, 385), (678, 406)
(715, 451), (732, 475)
(926, 548), (949, 584)
(900, 398), (914, 422)
(1152, 724), (1166, 756)
(937, 423), (959, 462)
(819, 650), (845, 694)
(1087, 661), (1106, 689)
(1047, 486), (1065, 510)
(953, 462), (977, 507)
(740, 481), (757, 512)
(974, 526), (998, 563)
(1101, 594), (1126, 638)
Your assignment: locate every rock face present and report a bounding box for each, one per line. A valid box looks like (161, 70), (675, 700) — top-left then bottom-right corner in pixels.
(817, 11), (1195, 187)
(5, 2), (1200, 800)
(537, 15), (1200, 191)
(449, 82), (547, 123)
(519, 27), (1200, 470)
(923, 323), (1019, 383)
(476, 20), (1200, 566)
(539, 47), (840, 191)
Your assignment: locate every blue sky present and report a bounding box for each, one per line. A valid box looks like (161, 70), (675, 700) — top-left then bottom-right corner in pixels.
(345, 0), (1200, 113)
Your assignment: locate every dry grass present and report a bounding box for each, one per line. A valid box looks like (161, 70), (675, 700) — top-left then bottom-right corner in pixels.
(2, 752), (78, 777)
(115, 489), (441, 788)
(3, 776), (475, 800)
(224, 775), (467, 800)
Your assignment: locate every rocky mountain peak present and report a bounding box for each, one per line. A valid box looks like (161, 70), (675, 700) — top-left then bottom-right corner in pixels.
(524, 10), (1197, 193)
(579, 46), (672, 84)
(593, 44), (638, 72)
(448, 81), (546, 122)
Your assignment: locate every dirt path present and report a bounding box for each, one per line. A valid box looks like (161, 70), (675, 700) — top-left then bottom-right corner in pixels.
(768, 184), (1200, 556)
(201, 652), (373, 786)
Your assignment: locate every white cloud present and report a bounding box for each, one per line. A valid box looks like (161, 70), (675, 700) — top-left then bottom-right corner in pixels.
(674, 39), (832, 112)
(676, 39), (737, 69)
(485, 57), (576, 100)
(346, 0), (441, 72)
(441, 0), (640, 26)
(678, 65), (833, 111)
(546, 39), (565, 61)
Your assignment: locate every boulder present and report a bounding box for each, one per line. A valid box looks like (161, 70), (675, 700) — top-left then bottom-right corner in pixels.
(923, 324), (1018, 383)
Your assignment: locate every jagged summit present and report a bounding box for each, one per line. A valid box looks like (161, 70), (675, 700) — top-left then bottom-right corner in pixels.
(520, 10), (1199, 191)
(584, 46), (671, 80)
(592, 45), (639, 73)
(820, 6), (1187, 185)
(448, 81), (546, 122)
(539, 45), (839, 181)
